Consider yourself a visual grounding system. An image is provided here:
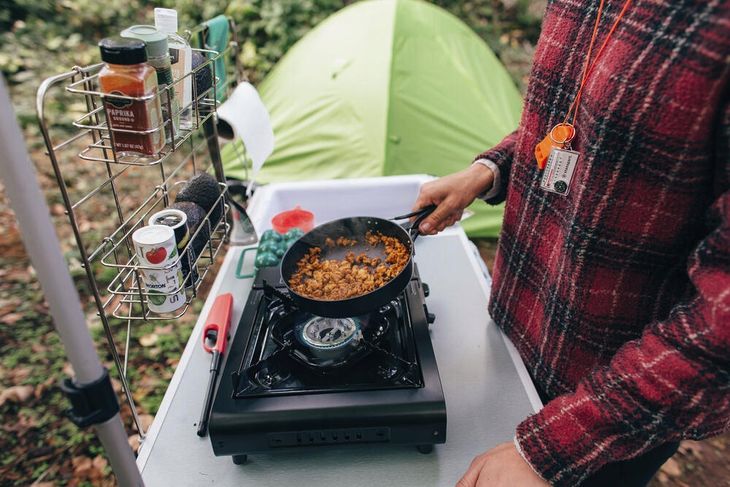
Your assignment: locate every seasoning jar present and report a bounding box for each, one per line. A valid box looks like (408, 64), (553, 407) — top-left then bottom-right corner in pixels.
(98, 37), (165, 157)
(121, 25), (181, 143)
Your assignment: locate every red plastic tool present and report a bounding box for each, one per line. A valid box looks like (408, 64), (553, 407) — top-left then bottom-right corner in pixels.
(196, 293), (233, 437)
(201, 293), (233, 355)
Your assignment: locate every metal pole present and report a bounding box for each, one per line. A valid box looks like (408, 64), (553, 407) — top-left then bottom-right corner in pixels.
(0, 75), (144, 486)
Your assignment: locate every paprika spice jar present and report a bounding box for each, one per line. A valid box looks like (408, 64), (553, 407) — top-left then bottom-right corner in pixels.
(121, 25), (181, 144)
(98, 37), (165, 158)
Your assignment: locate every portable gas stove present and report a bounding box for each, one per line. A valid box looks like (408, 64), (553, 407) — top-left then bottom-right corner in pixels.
(208, 264), (446, 464)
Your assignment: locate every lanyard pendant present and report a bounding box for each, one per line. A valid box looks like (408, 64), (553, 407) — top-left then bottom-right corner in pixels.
(535, 123), (575, 170)
(540, 147), (580, 196)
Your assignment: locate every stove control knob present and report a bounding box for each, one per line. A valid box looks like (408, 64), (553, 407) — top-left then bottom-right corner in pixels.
(424, 305), (436, 324)
(422, 283), (430, 298)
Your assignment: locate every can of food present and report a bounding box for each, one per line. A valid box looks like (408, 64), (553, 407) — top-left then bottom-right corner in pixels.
(132, 224), (186, 314)
(148, 208), (197, 286)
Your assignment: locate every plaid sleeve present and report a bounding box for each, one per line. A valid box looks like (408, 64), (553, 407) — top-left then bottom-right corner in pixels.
(514, 103), (730, 486)
(473, 130), (518, 205)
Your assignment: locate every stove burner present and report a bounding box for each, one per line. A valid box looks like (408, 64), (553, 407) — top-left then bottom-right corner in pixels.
(292, 316), (365, 369)
(232, 267), (427, 397)
(299, 317), (360, 350)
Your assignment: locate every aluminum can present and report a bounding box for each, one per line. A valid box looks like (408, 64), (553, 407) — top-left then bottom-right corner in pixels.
(132, 224), (185, 314)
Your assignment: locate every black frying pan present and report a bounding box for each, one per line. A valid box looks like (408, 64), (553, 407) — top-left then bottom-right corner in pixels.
(279, 206), (435, 318)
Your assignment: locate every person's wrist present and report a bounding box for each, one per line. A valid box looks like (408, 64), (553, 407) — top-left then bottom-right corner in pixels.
(468, 162), (495, 198)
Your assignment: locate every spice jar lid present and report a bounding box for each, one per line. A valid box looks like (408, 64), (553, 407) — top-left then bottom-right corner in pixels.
(99, 37), (148, 65)
(121, 25), (169, 59)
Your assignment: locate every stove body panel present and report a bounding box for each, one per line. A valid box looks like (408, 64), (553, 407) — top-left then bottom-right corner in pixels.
(209, 265), (446, 456)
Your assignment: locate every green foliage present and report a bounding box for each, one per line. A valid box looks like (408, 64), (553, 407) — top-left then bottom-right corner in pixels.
(226, 0), (353, 81)
(2, 0), (543, 130)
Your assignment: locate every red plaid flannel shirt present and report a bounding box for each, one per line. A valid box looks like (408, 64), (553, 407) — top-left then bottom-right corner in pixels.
(477, 1), (730, 484)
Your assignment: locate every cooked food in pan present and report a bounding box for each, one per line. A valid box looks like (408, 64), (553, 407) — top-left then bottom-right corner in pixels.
(288, 231), (409, 300)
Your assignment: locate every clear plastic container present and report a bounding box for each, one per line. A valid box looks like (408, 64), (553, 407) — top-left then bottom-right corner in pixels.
(155, 8), (193, 130)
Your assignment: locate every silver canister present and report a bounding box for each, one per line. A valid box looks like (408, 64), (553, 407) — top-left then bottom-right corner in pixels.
(148, 208), (197, 287)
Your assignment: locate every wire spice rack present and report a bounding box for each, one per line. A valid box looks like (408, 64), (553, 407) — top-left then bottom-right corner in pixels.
(35, 23), (241, 441)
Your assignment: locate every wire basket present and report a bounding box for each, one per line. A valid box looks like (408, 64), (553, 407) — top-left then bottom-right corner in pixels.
(36, 27), (240, 441)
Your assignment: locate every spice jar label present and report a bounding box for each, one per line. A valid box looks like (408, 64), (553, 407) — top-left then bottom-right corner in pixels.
(103, 78), (163, 155)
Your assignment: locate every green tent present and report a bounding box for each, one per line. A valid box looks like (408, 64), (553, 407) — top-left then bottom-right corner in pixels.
(222, 0), (522, 237)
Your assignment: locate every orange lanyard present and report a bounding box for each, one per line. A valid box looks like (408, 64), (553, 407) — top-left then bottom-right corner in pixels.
(535, 0), (632, 169)
(564, 0), (633, 126)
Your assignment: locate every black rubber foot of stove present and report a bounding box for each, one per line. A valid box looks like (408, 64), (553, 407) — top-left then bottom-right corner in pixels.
(232, 454), (248, 465)
(416, 444), (434, 454)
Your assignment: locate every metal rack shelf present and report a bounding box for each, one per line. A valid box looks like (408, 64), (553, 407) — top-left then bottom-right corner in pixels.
(35, 28), (241, 441)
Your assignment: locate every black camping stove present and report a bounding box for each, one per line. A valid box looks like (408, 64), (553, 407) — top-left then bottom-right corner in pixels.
(208, 264), (446, 464)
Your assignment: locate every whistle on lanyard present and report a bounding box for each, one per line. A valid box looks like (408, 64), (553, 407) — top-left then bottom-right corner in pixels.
(196, 293), (233, 437)
(535, 123), (575, 170)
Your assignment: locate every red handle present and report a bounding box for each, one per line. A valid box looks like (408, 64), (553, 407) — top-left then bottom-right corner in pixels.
(201, 293), (233, 354)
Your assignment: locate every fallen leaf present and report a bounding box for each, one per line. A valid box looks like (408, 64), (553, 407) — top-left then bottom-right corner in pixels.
(110, 378), (123, 393)
(661, 457), (682, 477)
(3, 313), (23, 325)
(92, 455), (107, 475)
(139, 333), (158, 347)
(0, 385), (35, 406)
(4, 268), (31, 283)
(8, 367), (32, 382)
(71, 455), (107, 483)
(139, 413), (154, 431)
(51, 203), (66, 216)
(63, 363), (74, 377)
(128, 434), (140, 453)
(0, 225), (25, 258)
(154, 324), (174, 335)
(35, 376), (55, 398)
(72, 456), (92, 475)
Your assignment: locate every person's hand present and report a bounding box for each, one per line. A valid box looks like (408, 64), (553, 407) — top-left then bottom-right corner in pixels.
(456, 442), (548, 487)
(413, 164), (494, 235)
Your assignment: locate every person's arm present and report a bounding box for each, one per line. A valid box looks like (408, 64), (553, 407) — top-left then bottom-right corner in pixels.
(514, 105), (730, 486)
(471, 130), (519, 205)
(414, 130), (518, 234)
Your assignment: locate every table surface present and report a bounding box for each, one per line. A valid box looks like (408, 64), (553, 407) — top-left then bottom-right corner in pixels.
(137, 231), (541, 486)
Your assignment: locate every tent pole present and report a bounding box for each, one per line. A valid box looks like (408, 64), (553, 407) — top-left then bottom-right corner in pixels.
(0, 76), (144, 487)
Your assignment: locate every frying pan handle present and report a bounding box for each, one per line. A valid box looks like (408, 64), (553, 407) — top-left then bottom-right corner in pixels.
(392, 204), (437, 222)
(393, 204), (437, 242)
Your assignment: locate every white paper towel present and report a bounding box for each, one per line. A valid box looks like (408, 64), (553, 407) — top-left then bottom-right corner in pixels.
(216, 82), (275, 177)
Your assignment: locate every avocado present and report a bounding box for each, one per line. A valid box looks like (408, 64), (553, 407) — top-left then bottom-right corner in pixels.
(174, 173), (223, 224)
(171, 201), (209, 282)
